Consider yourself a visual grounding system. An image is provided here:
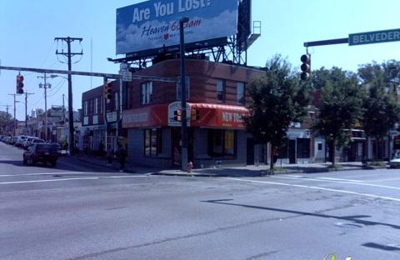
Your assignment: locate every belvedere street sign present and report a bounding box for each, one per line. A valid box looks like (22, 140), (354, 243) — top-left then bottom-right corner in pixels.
(349, 28), (400, 46)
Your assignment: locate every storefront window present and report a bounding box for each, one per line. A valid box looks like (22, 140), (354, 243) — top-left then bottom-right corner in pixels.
(144, 128), (161, 157)
(208, 129), (236, 157)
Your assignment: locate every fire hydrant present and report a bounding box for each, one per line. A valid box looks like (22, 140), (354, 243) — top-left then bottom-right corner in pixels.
(187, 161), (193, 173)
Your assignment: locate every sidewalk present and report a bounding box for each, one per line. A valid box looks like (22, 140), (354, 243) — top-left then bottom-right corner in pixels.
(65, 153), (164, 175)
(67, 153), (369, 177)
(153, 162), (368, 177)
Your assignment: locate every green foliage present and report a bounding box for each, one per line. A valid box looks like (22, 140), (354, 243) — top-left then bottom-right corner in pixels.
(312, 67), (365, 164)
(243, 54), (310, 168)
(358, 61), (400, 160)
(0, 111), (12, 135)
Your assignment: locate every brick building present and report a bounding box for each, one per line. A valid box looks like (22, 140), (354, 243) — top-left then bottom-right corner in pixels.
(122, 58), (265, 168)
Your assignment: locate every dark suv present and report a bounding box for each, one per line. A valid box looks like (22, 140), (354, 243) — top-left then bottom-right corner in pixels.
(23, 143), (59, 167)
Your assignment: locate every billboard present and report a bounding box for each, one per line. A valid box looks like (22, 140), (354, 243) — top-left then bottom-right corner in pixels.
(116, 0), (238, 56)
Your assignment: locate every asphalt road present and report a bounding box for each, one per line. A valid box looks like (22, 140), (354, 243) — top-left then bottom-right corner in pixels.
(1, 142), (400, 260)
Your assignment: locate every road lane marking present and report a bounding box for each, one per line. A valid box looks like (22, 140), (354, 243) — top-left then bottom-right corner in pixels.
(0, 172), (85, 177)
(228, 178), (400, 202)
(0, 177), (99, 185)
(0, 175), (147, 185)
(317, 177), (364, 182)
(271, 175), (400, 190)
(106, 175), (148, 179)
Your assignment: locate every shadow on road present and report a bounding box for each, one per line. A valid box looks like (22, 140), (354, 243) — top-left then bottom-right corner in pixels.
(203, 199), (400, 230)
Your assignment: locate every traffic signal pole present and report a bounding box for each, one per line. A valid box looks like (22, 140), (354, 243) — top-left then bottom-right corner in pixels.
(179, 17), (189, 172)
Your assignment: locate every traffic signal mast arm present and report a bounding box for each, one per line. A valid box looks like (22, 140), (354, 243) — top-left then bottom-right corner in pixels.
(303, 37), (348, 47)
(0, 65), (178, 83)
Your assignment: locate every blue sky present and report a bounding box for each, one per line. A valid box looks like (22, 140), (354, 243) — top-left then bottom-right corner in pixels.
(0, 0), (399, 121)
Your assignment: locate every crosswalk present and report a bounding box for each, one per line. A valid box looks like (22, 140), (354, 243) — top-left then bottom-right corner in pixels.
(0, 171), (148, 186)
(227, 174), (400, 203)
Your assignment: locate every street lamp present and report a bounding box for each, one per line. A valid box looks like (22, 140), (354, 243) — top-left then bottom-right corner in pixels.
(179, 17), (189, 172)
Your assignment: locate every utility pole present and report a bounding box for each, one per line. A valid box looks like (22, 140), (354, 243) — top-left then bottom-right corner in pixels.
(62, 94), (66, 126)
(8, 94), (18, 136)
(55, 37), (83, 155)
(38, 73), (56, 141)
(24, 92), (34, 129)
(5, 105), (10, 134)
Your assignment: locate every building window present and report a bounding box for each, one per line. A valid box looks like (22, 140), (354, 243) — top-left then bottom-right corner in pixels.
(114, 92), (119, 110)
(237, 82), (245, 105)
(144, 128), (161, 157)
(126, 86), (134, 109)
(141, 82), (153, 105)
(94, 98), (99, 114)
(217, 79), (225, 103)
(208, 129), (236, 157)
(89, 99), (94, 115)
(84, 101), (88, 116)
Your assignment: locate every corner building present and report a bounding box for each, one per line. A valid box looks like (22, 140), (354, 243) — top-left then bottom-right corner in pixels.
(122, 58), (265, 169)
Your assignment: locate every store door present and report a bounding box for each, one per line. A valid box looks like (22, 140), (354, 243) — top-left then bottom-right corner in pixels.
(171, 127), (194, 167)
(172, 127), (181, 167)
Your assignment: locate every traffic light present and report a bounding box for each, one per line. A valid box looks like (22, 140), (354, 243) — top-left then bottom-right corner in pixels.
(174, 109), (182, 121)
(300, 54), (311, 80)
(104, 82), (112, 100)
(190, 109), (200, 121)
(16, 75), (24, 94)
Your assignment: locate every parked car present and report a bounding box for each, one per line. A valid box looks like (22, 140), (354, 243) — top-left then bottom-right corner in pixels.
(15, 135), (28, 148)
(23, 143), (59, 167)
(390, 155), (400, 168)
(22, 137), (45, 150)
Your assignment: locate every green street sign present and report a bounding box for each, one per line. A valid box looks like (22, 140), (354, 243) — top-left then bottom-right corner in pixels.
(349, 28), (400, 46)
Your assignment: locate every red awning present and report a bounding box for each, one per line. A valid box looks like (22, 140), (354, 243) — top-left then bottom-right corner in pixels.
(122, 104), (168, 128)
(122, 103), (250, 130)
(188, 103), (249, 129)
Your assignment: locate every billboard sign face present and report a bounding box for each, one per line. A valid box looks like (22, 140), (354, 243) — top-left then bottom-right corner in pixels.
(116, 0), (238, 56)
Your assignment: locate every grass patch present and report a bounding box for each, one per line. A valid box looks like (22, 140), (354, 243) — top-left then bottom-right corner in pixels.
(366, 161), (387, 167)
(327, 164), (343, 169)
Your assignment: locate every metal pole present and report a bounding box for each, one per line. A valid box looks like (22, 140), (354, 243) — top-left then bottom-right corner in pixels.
(67, 38), (74, 156)
(13, 94), (16, 136)
(44, 73), (48, 141)
(25, 92), (28, 128)
(179, 17), (189, 172)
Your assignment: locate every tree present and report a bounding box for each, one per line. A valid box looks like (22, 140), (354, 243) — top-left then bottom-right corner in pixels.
(243, 54), (310, 169)
(0, 111), (12, 135)
(310, 67), (331, 90)
(312, 67), (365, 166)
(359, 61), (400, 160)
